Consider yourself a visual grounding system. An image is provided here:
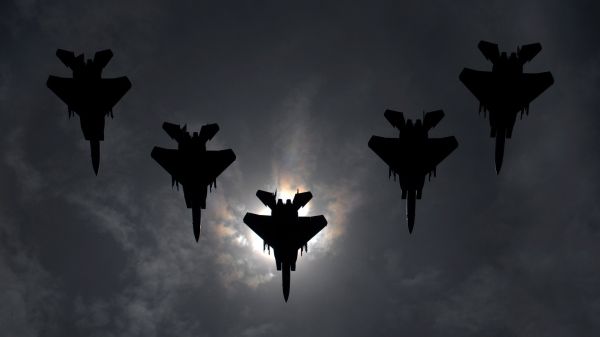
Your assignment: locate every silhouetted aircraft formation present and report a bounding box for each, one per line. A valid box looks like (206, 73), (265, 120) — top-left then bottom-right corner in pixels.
(369, 109), (458, 233)
(151, 122), (236, 241)
(244, 190), (327, 301)
(44, 41), (553, 301)
(47, 49), (131, 175)
(460, 41), (554, 173)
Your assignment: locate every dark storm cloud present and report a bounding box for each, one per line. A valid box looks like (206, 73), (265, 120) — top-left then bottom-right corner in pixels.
(1, 0), (600, 336)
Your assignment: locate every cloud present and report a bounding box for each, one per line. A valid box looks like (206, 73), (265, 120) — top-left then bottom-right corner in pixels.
(241, 322), (283, 337)
(3, 129), (44, 199)
(2, 1), (600, 336)
(0, 215), (61, 337)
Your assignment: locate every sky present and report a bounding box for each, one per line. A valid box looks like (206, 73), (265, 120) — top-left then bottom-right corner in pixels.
(1, 0), (600, 336)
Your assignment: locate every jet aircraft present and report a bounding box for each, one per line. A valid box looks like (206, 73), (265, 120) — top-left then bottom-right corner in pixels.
(368, 109), (458, 233)
(151, 122), (236, 241)
(460, 41), (554, 173)
(244, 190), (327, 302)
(47, 49), (131, 174)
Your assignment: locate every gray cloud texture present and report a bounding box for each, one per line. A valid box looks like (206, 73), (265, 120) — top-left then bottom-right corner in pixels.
(1, 0), (600, 336)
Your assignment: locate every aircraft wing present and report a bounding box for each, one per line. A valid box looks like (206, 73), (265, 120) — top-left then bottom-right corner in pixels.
(517, 72), (554, 107)
(459, 68), (494, 107)
(204, 149), (236, 182)
(96, 77), (132, 113)
(47, 75), (80, 109)
(368, 136), (402, 168)
(47, 76), (131, 113)
(295, 215), (327, 249)
(243, 213), (276, 247)
(423, 136), (458, 173)
(151, 147), (182, 181)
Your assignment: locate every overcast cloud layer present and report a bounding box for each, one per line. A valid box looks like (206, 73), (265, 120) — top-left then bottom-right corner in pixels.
(1, 1), (600, 336)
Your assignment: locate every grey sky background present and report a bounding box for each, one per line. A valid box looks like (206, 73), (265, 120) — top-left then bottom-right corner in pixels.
(1, 0), (599, 336)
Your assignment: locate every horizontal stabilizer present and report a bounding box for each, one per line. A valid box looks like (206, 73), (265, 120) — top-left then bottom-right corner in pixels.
(518, 43), (542, 64)
(93, 49), (113, 69)
(162, 122), (187, 142)
(478, 41), (500, 63)
(384, 109), (405, 129)
(199, 123), (220, 143)
(56, 49), (76, 69)
(257, 190), (277, 209)
(423, 109), (445, 130)
(292, 191), (312, 210)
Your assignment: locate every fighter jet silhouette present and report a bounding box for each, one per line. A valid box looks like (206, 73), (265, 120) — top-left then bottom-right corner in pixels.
(47, 49), (131, 175)
(151, 122), (236, 241)
(460, 41), (554, 173)
(244, 190), (327, 302)
(368, 109), (458, 233)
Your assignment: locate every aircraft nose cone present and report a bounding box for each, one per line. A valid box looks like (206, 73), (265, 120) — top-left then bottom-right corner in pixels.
(282, 265), (291, 302)
(495, 154), (503, 174)
(494, 134), (505, 175)
(90, 140), (100, 175)
(192, 207), (201, 242)
(193, 222), (200, 242)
